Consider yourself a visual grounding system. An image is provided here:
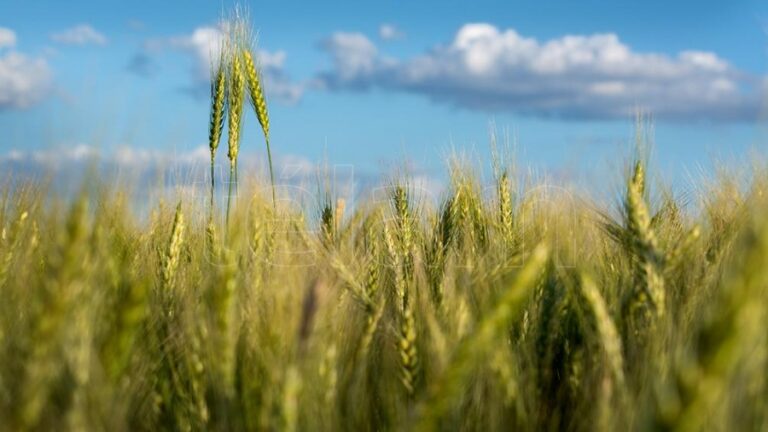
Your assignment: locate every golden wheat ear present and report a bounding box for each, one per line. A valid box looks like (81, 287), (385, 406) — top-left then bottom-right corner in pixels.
(227, 51), (245, 166)
(225, 43), (246, 225)
(242, 48), (276, 209)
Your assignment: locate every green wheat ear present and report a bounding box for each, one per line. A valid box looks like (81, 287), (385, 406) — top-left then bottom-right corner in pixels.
(208, 50), (227, 213)
(161, 202), (185, 290)
(243, 48), (276, 209)
(624, 160), (665, 318)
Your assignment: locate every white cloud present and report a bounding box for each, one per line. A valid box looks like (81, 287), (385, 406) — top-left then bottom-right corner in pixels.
(0, 27), (16, 48)
(318, 32), (395, 90)
(51, 24), (108, 46)
(318, 23), (765, 121)
(379, 24), (405, 41)
(138, 25), (305, 103)
(322, 32), (379, 76)
(31, 143), (98, 165)
(163, 25), (226, 79)
(0, 144), (206, 170)
(0, 29), (53, 110)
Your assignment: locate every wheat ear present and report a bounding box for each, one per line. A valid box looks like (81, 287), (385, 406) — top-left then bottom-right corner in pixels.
(498, 171), (515, 247)
(243, 48), (276, 208)
(226, 48), (245, 225)
(624, 160), (665, 319)
(161, 202), (185, 290)
(208, 52), (227, 214)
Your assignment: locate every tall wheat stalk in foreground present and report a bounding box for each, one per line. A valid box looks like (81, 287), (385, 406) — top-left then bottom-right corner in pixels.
(226, 33), (245, 224)
(208, 44), (228, 216)
(243, 47), (275, 208)
(213, 15), (275, 220)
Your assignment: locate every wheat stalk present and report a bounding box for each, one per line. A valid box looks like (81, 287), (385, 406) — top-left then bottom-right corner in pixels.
(226, 42), (245, 225)
(208, 49), (227, 214)
(243, 48), (276, 208)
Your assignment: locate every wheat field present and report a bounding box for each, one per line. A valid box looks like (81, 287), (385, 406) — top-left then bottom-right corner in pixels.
(1, 15), (768, 432)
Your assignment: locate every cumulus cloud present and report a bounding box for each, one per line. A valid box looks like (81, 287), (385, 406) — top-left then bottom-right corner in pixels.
(158, 25), (226, 80)
(0, 27), (16, 48)
(51, 24), (108, 46)
(134, 25), (305, 103)
(318, 23), (765, 121)
(379, 24), (405, 41)
(0, 28), (53, 110)
(319, 32), (394, 90)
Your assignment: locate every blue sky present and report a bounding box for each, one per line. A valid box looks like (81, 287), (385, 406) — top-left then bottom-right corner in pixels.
(1, 0), (768, 189)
